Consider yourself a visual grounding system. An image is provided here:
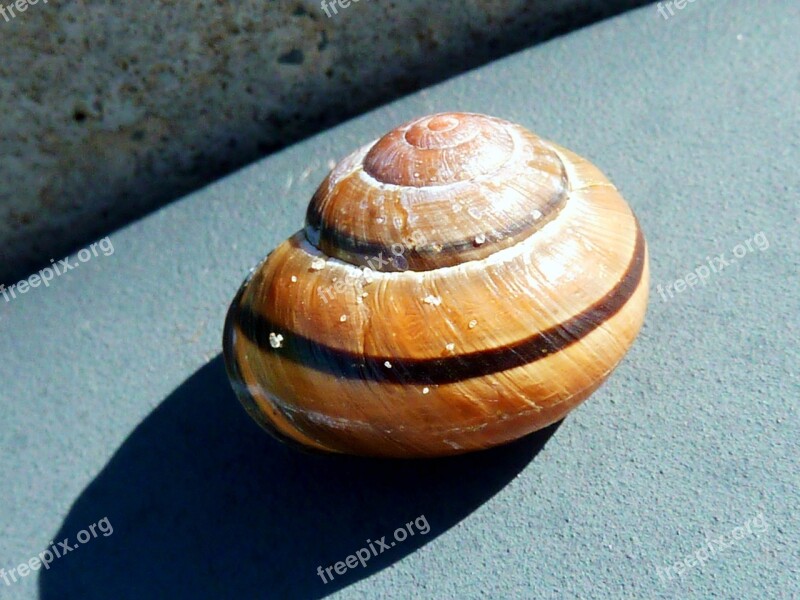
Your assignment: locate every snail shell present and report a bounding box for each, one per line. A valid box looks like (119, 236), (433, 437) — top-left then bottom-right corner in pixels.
(223, 112), (649, 458)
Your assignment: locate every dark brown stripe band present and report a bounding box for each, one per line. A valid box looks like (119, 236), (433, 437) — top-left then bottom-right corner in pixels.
(304, 183), (568, 272)
(222, 277), (309, 448)
(227, 220), (645, 386)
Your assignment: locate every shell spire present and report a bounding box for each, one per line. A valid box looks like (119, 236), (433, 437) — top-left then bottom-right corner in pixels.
(305, 112), (568, 271)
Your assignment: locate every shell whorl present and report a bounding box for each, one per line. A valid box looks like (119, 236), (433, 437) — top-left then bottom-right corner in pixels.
(305, 113), (568, 271)
(223, 112), (650, 458)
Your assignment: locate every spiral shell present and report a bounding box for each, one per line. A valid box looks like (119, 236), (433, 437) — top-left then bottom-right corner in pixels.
(223, 112), (649, 457)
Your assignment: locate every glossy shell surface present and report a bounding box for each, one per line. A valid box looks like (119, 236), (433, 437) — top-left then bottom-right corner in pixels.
(224, 113), (649, 457)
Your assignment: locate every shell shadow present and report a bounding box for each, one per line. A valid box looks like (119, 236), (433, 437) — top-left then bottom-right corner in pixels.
(38, 355), (561, 599)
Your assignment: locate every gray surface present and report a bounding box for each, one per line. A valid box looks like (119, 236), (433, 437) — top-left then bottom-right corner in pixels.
(0, 0), (652, 285)
(1, 1), (799, 598)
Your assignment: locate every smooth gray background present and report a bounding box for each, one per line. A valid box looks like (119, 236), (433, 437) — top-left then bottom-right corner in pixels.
(1, 1), (798, 598)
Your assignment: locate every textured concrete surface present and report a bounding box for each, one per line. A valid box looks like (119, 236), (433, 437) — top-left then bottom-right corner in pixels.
(1, 1), (799, 598)
(0, 0), (654, 285)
